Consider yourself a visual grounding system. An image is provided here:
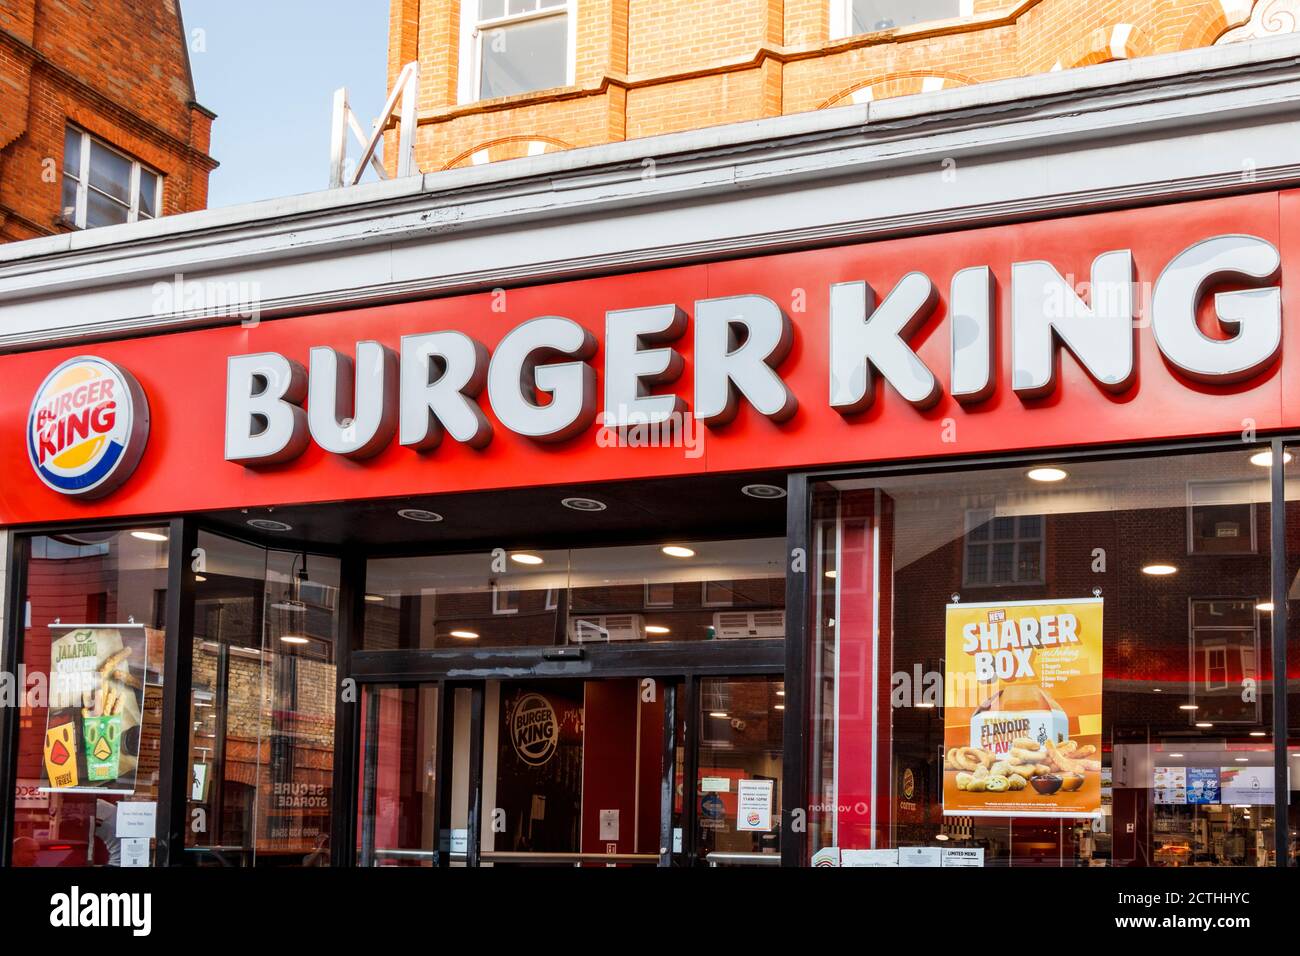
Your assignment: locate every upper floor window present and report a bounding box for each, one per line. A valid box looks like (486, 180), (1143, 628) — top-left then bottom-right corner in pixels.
(459, 0), (574, 103)
(963, 509), (1045, 587)
(61, 127), (161, 229)
(831, 0), (968, 39)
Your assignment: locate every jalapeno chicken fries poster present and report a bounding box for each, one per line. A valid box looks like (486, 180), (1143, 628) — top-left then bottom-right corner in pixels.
(943, 598), (1103, 818)
(40, 623), (150, 795)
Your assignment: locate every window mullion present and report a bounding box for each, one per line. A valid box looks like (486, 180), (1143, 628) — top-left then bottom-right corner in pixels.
(77, 131), (90, 228)
(128, 162), (140, 223)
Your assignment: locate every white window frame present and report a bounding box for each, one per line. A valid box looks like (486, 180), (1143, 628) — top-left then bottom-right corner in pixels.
(491, 582), (520, 615)
(829, 0), (973, 41)
(61, 126), (162, 229)
(457, 0), (577, 105)
(1204, 644), (1229, 691)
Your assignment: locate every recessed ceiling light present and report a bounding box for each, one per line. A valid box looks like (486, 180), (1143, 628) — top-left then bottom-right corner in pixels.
(561, 497), (607, 512)
(775, 690), (785, 696)
(1142, 564), (1177, 576)
(915, 702), (936, 709)
(1249, 731), (1267, 737)
(1235, 758), (1249, 762)
(511, 552), (544, 565)
(194, 574), (207, 583)
(645, 625), (670, 635)
(1196, 722), (1214, 728)
(449, 629), (479, 640)
(1256, 602), (1274, 612)
(1179, 704), (1198, 711)
(1168, 753), (1184, 758)
(280, 635), (309, 645)
(824, 570), (837, 579)
(397, 508), (442, 523)
(1152, 688), (1163, 693)
(741, 483), (786, 499)
(935, 833), (950, 842)
(130, 530), (168, 542)
(1249, 449), (1292, 467)
(774, 704), (785, 711)
(709, 711), (729, 719)
(248, 518), (292, 532)
(662, 545), (695, 558)
(1026, 466), (1068, 482)
(364, 594), (384, 603)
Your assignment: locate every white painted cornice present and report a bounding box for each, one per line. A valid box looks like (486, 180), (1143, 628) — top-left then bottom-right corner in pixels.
(4, 33), (1300, 350)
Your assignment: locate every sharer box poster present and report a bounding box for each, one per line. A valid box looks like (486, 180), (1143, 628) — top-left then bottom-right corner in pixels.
(943, 598), (1104, 818)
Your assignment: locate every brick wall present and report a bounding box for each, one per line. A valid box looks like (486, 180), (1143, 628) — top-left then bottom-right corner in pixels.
(0, 0), (216, 243)
(391, 0), (1263, 173)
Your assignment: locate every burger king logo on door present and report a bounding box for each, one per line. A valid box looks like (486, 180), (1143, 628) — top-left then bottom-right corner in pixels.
(27, 357), (149, 498)
(510, 693), (558, 767)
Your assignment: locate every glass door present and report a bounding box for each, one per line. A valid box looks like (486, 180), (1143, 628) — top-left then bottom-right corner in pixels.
(688, 676), (785, 867)
(357, 677), (682, 867)
(355, 674), (784, 867)
(355, 682), (479, 866)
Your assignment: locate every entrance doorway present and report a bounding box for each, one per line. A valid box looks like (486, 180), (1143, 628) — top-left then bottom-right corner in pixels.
(355, 675), (784, 866)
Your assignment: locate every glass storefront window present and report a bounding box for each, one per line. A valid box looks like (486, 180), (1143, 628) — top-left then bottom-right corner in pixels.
(810, 449), (1278, 867)
(9, 528), (169, 867)
(364, 549), (567, 650)
(362, 537), (785, 649)
(1281, 446), (1300, 865)
(568, 539), (785, 645)
(185, 532), (339, 866)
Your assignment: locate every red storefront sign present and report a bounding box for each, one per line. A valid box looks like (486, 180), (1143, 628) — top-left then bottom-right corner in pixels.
(0, 189), (1297, 524)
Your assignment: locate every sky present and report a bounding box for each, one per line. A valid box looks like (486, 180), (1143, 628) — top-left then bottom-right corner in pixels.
(181, 0), (390, 209)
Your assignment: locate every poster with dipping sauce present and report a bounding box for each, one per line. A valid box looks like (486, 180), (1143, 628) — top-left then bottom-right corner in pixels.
(943, 598), (1103, 818)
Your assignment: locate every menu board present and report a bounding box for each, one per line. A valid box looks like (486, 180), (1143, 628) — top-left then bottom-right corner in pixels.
(943, 598), (1103, 818)
(1154, 766), (1224, 805)
(41, 624), (150, 795)
(1153, 767), (1187, 805)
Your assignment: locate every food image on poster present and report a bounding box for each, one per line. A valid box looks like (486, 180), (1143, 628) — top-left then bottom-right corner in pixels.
(943, 598), (1103, 818)
(40, 624), (150, 795)
(1186, 768), (1220, 805)
(43, 721), (79, 789)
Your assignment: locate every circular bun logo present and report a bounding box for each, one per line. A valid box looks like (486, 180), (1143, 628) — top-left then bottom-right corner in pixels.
(510, 693), (558, 767)
(902, 768), (916, 801)
(28, 357), (149, 498)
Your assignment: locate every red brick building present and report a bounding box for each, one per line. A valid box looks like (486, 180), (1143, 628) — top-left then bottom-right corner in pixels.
(0, 0), (216, 243)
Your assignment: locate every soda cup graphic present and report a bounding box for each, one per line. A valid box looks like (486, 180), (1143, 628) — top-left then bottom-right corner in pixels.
(84, 714), (122, 782)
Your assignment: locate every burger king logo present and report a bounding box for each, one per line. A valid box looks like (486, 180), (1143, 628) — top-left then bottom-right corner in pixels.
(28, 357), (149, 498)
(510, 693), (558, 766)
